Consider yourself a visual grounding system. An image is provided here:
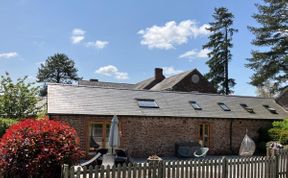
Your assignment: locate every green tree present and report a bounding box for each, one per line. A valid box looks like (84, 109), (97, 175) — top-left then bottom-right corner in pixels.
(256, 80), (278, 98)
(203, 7), (238, 95)
(247, 0), (288, 94)
(0, 73), (41, 119)
(269, 119), (288, 145)
(37, 53), (81, 84)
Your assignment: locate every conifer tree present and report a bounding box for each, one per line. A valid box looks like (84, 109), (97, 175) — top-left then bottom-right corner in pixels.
(247, 0), (287, 94)
(203, 7), (238, 95)
(37, 53), (81, 96)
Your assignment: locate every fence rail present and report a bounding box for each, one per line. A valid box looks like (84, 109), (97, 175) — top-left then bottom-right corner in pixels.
(62, 151), (288, 178)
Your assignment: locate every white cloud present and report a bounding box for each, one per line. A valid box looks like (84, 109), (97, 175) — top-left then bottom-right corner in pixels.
(162, 66), (183, 76)
(0, 52), (18, 59)
(138, 20), (210, 49)
(179, 48), (211, 59)
(71, 28), (86, 44)
(95, 65), (128, 80)
(86, 40), (109, 49)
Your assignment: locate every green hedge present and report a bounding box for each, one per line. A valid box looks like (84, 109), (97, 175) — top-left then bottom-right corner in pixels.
(0, 118), (17, 137)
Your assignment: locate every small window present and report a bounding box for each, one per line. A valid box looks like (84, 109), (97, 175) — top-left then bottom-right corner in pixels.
(190, 101), (202, 110)
(263, 105), (278, 114)
(137, 99), (159, 108)
(218, 102), (231, 111)
(199, 124), (210, 147)
(240, 104), (255, 113)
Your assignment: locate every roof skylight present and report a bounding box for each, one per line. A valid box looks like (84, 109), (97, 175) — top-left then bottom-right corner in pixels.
(263, 105), (277, 114)
(218, 102), (231, 111)
(137, 99), (159, 108)
(190, 101), (202, 110)
(240, 104), (255, 113)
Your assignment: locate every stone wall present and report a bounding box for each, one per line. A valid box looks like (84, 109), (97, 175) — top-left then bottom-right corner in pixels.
(50, 115), (273, 157)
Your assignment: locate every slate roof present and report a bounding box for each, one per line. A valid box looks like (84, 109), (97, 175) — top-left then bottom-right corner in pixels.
(134, 77), (155, 89)
(48, 83), (288, 120)
(150, 70), (193, 91)
(78, 80), (136, 89)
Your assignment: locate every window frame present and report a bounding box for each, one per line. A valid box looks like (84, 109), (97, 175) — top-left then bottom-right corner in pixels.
(136, 98), (159, 108)
(198, 123), (210, 147)
(240, 104), (255, 113)
(263, 105), (278, 114)
(218, 102), (231, 111)
(86, 120), (122, 153)
(189, 101), (202, 110)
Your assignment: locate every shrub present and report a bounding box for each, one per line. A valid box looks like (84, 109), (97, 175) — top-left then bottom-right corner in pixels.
(268, 119), (288, 145)
(0, 72), (41, 119)
(0, 118), (17, 137)
(0, 118), (83, 178)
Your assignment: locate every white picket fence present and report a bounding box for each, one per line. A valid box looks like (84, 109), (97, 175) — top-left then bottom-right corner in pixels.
(62, 150), (288, 178)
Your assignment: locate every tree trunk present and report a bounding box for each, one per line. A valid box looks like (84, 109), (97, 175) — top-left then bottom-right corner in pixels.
(224, 27), (229, 95)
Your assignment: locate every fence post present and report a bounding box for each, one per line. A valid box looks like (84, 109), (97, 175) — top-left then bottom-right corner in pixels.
(157, 160), (164, 178)
(222, 157), (228, 178)
(61, 164), (69, 178)
(275, 154), (279, 178)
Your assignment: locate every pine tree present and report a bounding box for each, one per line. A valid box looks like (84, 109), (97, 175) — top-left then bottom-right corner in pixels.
(247, 0), (287, 94)
(37, 53), (81, 96)
(203, 7), (238, 95)
(37, 53), (80, 84)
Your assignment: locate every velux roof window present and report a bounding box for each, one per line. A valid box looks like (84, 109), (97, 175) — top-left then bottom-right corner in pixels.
(218, 102), (231, 111)
(137, 99), (159, 108)
(263, 105), (277, 114)
(240, 104), (255, 113)
(190, 101), (202, 110)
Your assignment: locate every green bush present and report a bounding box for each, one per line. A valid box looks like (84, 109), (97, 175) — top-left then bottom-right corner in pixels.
(268, 119), (288, 145)
(0, 118), (17, 137)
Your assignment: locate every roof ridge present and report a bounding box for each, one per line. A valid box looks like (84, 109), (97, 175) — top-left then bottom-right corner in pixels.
(48, 82), (275, 100)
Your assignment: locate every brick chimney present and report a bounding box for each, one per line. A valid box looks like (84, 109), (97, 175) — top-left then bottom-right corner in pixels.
(155, 68), (165, 80)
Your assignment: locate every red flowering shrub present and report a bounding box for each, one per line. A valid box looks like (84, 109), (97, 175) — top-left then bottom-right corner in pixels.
(0, 118), (83, 178)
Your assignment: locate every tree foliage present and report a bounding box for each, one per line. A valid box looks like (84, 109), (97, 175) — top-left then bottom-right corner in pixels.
(0, 118), (17, 138)
(268, 118), (288, 145)
(256, 80), (279, 98)
(203, 7), (238, 95)
(0, 118), (83, 177)
(37, 53), (81, 84)
(247, 0), (288, 94)
(0, 73), (41, 119)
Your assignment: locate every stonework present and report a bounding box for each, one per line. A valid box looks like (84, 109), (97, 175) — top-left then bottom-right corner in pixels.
(50, 115), (273, 158)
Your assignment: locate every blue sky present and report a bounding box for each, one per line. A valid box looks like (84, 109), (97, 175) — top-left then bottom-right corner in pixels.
(0, 0), (263, 96)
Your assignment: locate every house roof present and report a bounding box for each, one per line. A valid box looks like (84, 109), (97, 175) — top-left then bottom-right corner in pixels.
(134, 77), (155, 89)
(48, 83), (288, 120)
(150, 70), (191, 91)
(78, 80), (136, 89)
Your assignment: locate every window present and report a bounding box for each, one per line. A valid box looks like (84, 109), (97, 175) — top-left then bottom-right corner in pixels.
(89, 122), (111, 152)
(218, 102), (231, 111)
(263, 105), (278, 114)
(199, 124), (210, 147)
(137, 99), (159, 108)
(190, 101), (202, 110)
(240, 104), (255, 113)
